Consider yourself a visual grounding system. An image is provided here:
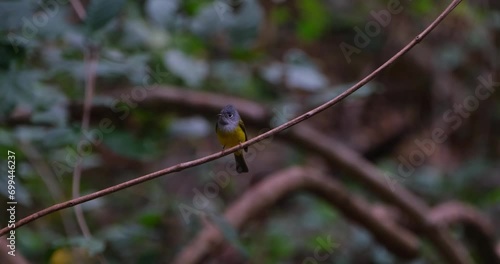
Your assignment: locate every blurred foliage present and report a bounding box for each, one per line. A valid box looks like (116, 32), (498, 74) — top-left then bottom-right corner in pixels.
(0, 0), (499, 263)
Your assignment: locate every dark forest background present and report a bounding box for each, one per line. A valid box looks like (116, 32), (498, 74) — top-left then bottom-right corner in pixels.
(0, 0), (499, 263)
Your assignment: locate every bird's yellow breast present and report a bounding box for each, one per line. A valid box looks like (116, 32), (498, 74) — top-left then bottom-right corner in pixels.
(216, 124), (246, 152)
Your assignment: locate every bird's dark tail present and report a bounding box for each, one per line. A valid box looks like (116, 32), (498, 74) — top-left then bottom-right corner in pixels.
(234, 153), (249, 173)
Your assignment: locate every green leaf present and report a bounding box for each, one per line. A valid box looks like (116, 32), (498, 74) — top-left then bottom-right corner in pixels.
(296, 0), (330, 41)
(138, 212), (162, 228)
(480, 188), (500, 205)
(0, 39), (27, 69)
(179, 0), (212, 16)
(271, 6), (290, 25)
(263, 233), (294, 261)
(0, 69), (42, 119)
(85, 0), (127, 33)
(163, 50), (208, 87)
(412, 0), (433, 15)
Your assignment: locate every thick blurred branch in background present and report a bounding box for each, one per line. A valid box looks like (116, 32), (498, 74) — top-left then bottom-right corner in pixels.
(173, 167), (421, 264)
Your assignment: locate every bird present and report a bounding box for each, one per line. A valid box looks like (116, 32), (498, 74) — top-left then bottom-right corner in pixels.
(215, 105), (249, 173)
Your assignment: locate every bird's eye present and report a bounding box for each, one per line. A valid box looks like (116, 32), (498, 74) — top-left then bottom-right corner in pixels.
(228, 114), (233, 118)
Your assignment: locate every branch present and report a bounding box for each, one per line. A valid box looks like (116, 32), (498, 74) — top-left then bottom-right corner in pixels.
(172, 167), (420, 264)
(62, 84), (495, 263)
(430, 202), (500, 263)
(69, 0), (86, 21)
(72, 44), (99, 240)
(287, 126), (472, 264)
(19, 142), (77, 238)
(0, 0), (462, 246)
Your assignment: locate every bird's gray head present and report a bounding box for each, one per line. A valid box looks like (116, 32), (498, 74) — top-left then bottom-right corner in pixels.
(217, 105), (240, 131)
